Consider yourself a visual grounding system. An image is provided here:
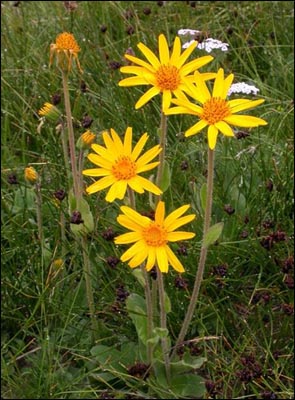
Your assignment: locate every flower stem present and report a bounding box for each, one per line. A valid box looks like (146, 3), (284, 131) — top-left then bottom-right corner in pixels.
(171, 148), (215, 360)
(157, 267), (171, 385)
(61, 71), (80, 200)
(155, 111), (167, 202)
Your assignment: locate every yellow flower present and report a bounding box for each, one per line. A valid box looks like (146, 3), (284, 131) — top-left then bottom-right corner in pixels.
(114, 201), (196, 273)
(38, 102), (61, 122)
(50, 32), (82, 73)
(82, 127), (162, 202)
(24, 166), (38, 183)
(165, 68), (268, 149)
(118, 33), (215, 111)
(76, 130), (96, 149)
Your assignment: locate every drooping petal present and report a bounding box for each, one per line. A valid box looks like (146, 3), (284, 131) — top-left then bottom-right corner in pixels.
(106, 180), (127, 202)
(156, 246), (169, 273)
(207, 125), (219, 150)
(145, 247), (156, 271)
(165, 246), (185, 273)
(215, 121), (235, 137)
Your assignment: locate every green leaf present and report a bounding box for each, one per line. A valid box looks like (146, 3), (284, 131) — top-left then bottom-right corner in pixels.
(203, 222), (224, 247)
(132, 268), (145, 287)
(12, 188), (36, 214)
(170, 354), (207, 375)
(159, 160), (171, 192)
(126, 293), (148, 345)
(68, 191), (94, 236)
(200, 183), (207, 212)
(164, 290), (171, 314)
(170, 374), (205, 398)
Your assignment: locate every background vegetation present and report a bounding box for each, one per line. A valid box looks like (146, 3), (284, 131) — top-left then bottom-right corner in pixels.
(1, 1), (294, 399)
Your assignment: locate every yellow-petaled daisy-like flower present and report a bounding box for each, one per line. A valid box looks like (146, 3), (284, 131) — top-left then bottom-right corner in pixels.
(165, 68), (267, 150)
(82, 127), (162, 202)
(24, 166), (38, 183)
(115, 201), (196, 273)
(38, 102), (61, 123)
(50, 32), (82, 73)
(118, 33), (215, 111)
(76, 130), (96, 150)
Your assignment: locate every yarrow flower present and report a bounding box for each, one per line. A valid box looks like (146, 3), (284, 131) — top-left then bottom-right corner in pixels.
(82, 127), (162, 202)
(183, 38), (229, 53)
(165, 68), (267, 150)
(24, 166), (38, 183)
(228, 82), (260, 96)
(50, 32), (82, 73)
(115, 201), (196, 273)
(118, 33), (215, 111)
(38, 102), (61, 123)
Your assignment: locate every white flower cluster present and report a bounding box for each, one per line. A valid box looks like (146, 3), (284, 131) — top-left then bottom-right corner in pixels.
(228, 82), (260, 96)
(178, 28), (229, 53)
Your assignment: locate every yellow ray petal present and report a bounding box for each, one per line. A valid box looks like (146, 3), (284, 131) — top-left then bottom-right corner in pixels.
(122, 54), (156, 73)
(124, 127), (133, 154)
(106, 180), (127, 202)
(131, 133), (149, 160)
(137, 42), (161, 69)
(224, 115), (268, 127)
(193, 71), (211, 102)
(159, 34), (170, 64)
(166, 214), (196, 232)
(162, 90), (172, 111)
(110, 128), (124, 154)
(136, 161), (160, 174)
(155, 201), (165, 224)
(116, 215), (143, 232)
(128, 249), (149, 268)
(207, 125), (219, 150)
(114, 231), (142, 244)
(136, 145), (161, 167)
(222, 73), (234, 98)
(156, 247), (169, 273)
(85, 175), (115, 194)
(215, 121), (235, 137)
(135, 86), (161, 109)
(165, 246), (185, 273)
(167, 231), (196, 242)
(145, 247), (156, 271)
(175, 40), (198, 68)
(212, 68), (225, 98)
(164, 204), (190, 228)
(120, 240), (147, 262)
(170, 36), (182, 64)
(82, 168), (110, 177)
(120, 206), (150, 227)
(87, 153), (113, 169)
(230, 99), (265, 114)
(131, 175), (162, 195)
(180, 55), (214, 76)
(171, 98), (203, 115)
(118, 76), (152, 87)
(185, 119), (208, 137)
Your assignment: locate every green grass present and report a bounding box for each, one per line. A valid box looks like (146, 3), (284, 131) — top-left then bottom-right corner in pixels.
(1, 1), (294, 399)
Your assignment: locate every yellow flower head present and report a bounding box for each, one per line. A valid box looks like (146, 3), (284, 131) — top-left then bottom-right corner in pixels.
(24, 166), (38, 183)
(82, 127), (162, 202)
(38, 102), (61, 122)
(50, 32), (82, 73)
(165, 68), (268, 150)
(115, 201), (196, 273)
(118, 33), (215, 111)
(77, 130), (96, 150)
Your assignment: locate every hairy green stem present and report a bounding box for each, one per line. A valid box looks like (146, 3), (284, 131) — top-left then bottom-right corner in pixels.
(171, 148), (215, 360)
(157, 267), (171, 384)
(61, 71), (80, 200)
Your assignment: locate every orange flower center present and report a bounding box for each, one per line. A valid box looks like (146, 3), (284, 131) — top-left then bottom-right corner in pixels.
(112, 156), (137, 180)
(202, 98), (231, 124)
(143, 222), (167, 247)
(55, 32), (80, 54)
(155, 65), (181, 91)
